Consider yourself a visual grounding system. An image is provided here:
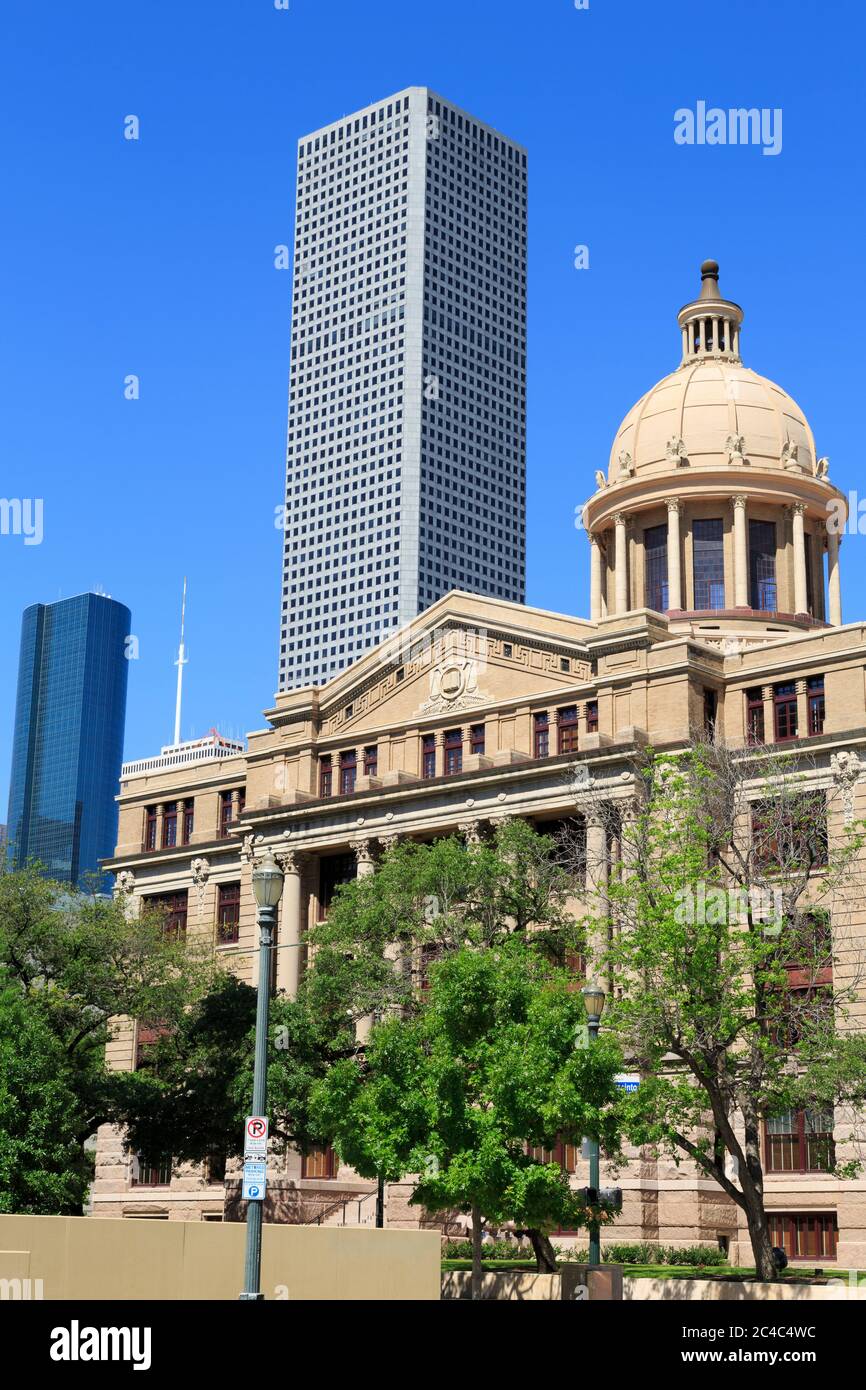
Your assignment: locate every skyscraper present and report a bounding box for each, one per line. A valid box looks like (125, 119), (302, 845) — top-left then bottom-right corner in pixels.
(278, 86), (527, 690)
(6, 592), (131, 886)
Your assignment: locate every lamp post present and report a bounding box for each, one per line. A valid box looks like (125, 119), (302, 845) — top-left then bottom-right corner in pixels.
(239, 848), (284, 1301)
(582, 981), (606, 1267)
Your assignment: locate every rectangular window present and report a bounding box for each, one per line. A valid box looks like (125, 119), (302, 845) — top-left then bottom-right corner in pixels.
(586, 701), (599, 734)
(133, 1154), (172, 1187)
(217, 882), (241, 945)
(421, 734), (436, 779)
(339, 749), (357, 795)
(219, 791), (234, 838)
(144, 806), (157, 852)
(444, 728), (463, 776)
(363, 745), (378, 777)
(807, 676), (825, 736)
(526, 1140), (580, 1175)
(693, 518), (725, 609)
(751, 793), (828, 871)
(768, 1212), (837, 1262)
(144, 890), (188, 940)
(749, 519), (777, 610)
(319, 756), (333, 798)
(162, 802), (178, 849)
(317, 853), (355, 922)
(746, 688), (764, 744)
(557, 706), (579, 754)
(470, 724), (485, 756)
(182, 799), (194, 844)
(135, 1021), (170, 1069)
(644, 523), (668, 612)
(773, 682), (798, 742)
(302, 1144), (338, 1180)
(533, 711), (550, 759)
(703, 688), (718, 740)
(766, 1108), (835, 1173)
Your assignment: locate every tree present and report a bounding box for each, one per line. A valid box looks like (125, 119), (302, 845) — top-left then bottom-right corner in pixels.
(311, 940), (623, 1297)
(583, 742), (866, 1280)
(0, 865), (221, 1211)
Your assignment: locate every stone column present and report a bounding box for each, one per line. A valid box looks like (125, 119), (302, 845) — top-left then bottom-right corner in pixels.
(614, 513), (628, 615)
(589, 533), (603, 622)
(732, 495), (749, 607)
(275, 851), (304, 998)
(352, 839), (376, 1043)
(351, 838), (376, 878)
(665, 498), (682, 611)
(828, 530), (842, 625)
(792, 503), (808, 615)
(582, 803), (609, 982)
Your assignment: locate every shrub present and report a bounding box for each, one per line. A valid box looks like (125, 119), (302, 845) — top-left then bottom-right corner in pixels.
(662, 1244), (728, 1267)
(602, 1242), (664, 1265)
(441, 1237), (530, 1262)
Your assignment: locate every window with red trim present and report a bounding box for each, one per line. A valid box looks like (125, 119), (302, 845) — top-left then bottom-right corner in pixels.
(217, 882), (241, 944)
(769, 1211), (837, 1261)
(144, 806), (157, 852)
(586, 701), (599, 735)
(363, 745), (378, 777)
(773, 682), (798, 742)
(444, 728), (462, 776)
(421, 734), (436, 779)
(339, 749), (357, 796)
(765, 1108), (835, 1174)
(807, 676), (825, 736)
(144, 890), (188, 940)
(162, 802), (178, 849)
(319, 756), (333, 798)
(557, 706), (578, 754)
(533, 711), (549, 758)
(182, 798), (194, 844)
(746, 688), (764, 744)
(470, 724), (485, 756)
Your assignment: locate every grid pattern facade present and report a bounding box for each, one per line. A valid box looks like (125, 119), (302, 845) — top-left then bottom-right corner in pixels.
(6, 593), (130, 887)
(278, 86), (527, 690)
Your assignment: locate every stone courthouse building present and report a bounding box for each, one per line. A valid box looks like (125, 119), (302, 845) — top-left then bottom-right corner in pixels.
(94, 263), (866, 1266)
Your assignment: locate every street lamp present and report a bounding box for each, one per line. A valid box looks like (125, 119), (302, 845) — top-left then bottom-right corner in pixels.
(239, 849), (284, 1301)
(582, 982), (606, 1268)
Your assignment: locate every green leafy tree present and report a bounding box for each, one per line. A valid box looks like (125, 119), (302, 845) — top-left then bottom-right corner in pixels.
(0, 865), (220, 1211)
(312, 940), (623, 1296)
(588, 743), (866, 1280)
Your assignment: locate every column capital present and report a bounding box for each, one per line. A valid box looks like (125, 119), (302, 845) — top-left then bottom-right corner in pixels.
(664, 496), (683, 514)
(791, 500), (807, 517)
(350, 837), (375, 869)
(275, 848), (305, 876)
(457, 819), (483, 845)
(612, 510), (629, 528)
(731, 494), (748, 511)
(379, 831), (401, 854)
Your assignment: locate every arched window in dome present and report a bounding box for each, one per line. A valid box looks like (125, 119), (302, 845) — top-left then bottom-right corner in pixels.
(693, 518), (725, 610)
(644, 524), (668, 612)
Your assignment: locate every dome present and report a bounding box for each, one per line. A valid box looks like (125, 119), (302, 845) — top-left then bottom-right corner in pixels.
(607, 359), (817, 483)
(606, 262), (818, 483)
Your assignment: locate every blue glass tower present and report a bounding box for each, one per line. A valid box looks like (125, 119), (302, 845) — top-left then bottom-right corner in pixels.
(6, 593), (131, 887)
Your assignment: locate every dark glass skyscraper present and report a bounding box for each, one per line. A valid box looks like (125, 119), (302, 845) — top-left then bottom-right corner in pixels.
(6, 593), (131, 887)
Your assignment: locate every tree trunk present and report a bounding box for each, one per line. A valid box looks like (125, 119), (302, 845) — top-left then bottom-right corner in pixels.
(742, 1191), (778, 1281)
(471, 1205), (484, 1301)
(526, 1228), (558, 1273)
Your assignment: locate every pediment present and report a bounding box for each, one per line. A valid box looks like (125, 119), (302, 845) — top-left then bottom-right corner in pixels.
(312, 595), (594, 739)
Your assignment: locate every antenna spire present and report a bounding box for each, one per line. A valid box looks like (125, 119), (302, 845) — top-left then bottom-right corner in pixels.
(173, 578), (188, 747)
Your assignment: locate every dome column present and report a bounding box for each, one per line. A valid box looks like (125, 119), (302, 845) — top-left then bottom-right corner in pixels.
(589, 533), (603, 622)
(791, 503), (808, 616)
(731, 496), (749, 608)
(613, 513), (629, 614)
(828, 531), (842, 625)
(665, 498), (683, 611)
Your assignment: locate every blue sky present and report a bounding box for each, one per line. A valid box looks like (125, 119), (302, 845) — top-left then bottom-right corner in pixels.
(1, 0), (864, 809)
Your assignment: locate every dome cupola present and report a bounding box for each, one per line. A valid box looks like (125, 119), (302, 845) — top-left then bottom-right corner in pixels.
(583, 261), (847, 645)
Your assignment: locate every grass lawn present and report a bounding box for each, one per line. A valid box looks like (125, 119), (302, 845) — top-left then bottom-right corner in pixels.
(441, 1258), (866, 1283)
